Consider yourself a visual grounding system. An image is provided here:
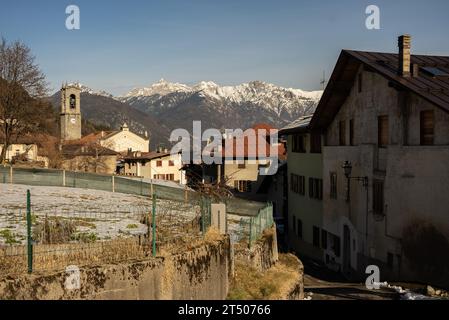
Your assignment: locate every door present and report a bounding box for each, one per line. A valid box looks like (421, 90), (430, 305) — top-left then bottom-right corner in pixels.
(343, 225), (351, 274)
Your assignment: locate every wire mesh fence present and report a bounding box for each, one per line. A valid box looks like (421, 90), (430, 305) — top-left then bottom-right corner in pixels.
(0, 166), (274, 277)
(0, 188), (213, 277)
(228, 203), (274, 248)
(0, 166), (266, 215)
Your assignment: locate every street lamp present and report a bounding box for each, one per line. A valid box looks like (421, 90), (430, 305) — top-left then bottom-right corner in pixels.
(341, 161), (368, 202)
(342, 160), (370, 257)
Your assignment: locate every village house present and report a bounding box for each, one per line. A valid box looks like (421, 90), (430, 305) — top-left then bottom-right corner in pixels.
(279, 115), (326, 263)
(307, 35), (449, 287)
(0, 140), (49, 168)
(61, 143), (118, 174)
(219, 124), (287, 219)
(122, 149), (186, 184)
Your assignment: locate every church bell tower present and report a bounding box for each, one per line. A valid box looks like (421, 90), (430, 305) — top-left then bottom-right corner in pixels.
(60, 84), (82, 141)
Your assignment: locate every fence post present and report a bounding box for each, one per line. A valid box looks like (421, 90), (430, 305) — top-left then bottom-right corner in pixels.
(112, 175), (115, 193)
(62, 170), (66, 187)
(26, 189), (33, 274)
(152, 193), (156, 257)
(201, 197), (205, 236)
(9, 165), (13, 184)
(249, 218), (253, 249)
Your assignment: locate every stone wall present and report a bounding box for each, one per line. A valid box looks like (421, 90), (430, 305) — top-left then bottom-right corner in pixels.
(234, 225), (279, 272)
(0, 237), (231, 300)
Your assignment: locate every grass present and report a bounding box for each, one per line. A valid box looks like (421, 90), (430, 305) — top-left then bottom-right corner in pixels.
(71, 232), (98, 243)
(126, 224), (138, 229)
(227, 254), (301, 300)
(0, 229), (21, 245)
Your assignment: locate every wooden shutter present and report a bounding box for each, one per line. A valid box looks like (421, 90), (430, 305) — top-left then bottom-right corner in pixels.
(420, 110), (434, 145)
(378, 116), (389, 147)
(339, 121), (346, 146)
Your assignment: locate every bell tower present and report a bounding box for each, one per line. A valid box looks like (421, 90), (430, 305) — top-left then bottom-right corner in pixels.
(60, 83), (82, 141)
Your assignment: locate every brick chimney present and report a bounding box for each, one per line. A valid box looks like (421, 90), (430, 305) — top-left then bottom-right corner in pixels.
(398, 35), (411, 77)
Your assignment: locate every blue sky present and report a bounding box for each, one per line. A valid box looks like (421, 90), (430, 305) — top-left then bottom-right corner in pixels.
(1, 0), (449, 95)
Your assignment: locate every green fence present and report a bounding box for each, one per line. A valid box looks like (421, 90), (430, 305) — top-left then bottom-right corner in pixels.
(0, 166), (264, 216)
(0, 165), (274, 276)
(0, 187), (212, 277)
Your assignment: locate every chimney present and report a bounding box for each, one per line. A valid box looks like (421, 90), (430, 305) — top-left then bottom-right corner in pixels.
(398, 35), (411, 77)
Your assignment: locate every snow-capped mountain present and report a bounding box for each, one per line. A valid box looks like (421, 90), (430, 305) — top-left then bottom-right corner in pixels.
(120, 79), (322, 119)
(51, 79), (322, 147)
(67, 82), (114, 98)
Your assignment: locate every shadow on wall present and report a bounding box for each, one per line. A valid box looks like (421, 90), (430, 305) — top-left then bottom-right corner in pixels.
(402, 220), (449, 288)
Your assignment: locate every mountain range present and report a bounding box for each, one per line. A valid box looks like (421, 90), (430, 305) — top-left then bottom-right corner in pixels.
(50, 80), (322, 148)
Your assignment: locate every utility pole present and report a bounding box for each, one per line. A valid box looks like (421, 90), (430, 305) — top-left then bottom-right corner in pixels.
(320, 71), (327, 91)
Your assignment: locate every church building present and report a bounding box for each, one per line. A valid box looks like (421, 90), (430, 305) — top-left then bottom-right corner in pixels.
(59, 83), (150, 174)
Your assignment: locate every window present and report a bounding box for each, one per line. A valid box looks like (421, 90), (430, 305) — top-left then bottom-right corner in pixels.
(309, 178), (323, 200)
(167, 174), (175, 181)
(291, 174), (305, 195)
(310, 133), (322, 153)
(154, 174), (166, 180)
(378, 115), (389, 147)
(349, 119), (354, 146)
(292, 134), (306, 153)
(420, 110), (434, 145)
(234, 180), (252, 193)
(156, 160), (163, 167)
(321, 230), (328, 250)
(168, 160), (175, 167)
(313, 226), (320, 247)
(330, 172), (337, 199)
(358, 73), (363, 93)
(297, 219), (303, 239)
(69, 94), (76, 109)
(373, 179), (384, 215)
(238, 161), (246, 169)
(339, 121), (346, 146)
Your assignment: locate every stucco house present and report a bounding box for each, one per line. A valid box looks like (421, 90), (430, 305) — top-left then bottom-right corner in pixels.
(279, 115), (326, 262)
(61, 143), (118, 174)
(123, 150), (186, 184)
(82, 123), (150, 154)
(309, 35), (449, 287)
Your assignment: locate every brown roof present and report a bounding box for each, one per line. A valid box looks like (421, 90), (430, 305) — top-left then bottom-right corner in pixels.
(61, 143), (118, 158)
(310, 50), (449, 129)
(123, 151), (171, 161)
(222, 124), (286, 160)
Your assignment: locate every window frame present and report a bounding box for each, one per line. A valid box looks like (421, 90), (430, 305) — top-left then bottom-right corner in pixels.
(378, 115), (389, 148)
(420, 110), (434, 146)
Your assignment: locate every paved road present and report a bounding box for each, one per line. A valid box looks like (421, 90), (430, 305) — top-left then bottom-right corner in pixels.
(302, 258), (399, 300)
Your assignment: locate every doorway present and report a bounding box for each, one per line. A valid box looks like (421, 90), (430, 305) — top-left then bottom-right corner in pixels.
(343, 225), (351, 274)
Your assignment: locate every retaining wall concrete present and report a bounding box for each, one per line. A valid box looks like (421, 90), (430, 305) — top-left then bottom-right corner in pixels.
(0, 237), (230, 300)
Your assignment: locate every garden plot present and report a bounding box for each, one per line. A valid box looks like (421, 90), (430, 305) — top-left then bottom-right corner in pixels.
(0, 184), (200, 245)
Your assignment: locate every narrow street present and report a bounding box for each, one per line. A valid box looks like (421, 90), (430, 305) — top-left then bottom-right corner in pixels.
(301, 258), (399, 300)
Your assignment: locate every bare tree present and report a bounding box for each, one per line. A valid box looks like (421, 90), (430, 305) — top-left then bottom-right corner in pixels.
(0, 38), (47, 164)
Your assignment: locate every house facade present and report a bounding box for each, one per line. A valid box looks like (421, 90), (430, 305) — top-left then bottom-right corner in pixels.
(0, 143), (49, 167)
(61, 143), (118, 174)
(123, 151), (186, 184)
(280, 116), (325, 262)
(310, 35), (449, 286)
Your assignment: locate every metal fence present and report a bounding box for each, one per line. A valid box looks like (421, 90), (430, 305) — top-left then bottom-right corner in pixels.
(0, 166), (266, 216)
(0, 188), (212, 277)
(0, 166), (273, 277)
(230, 202), (274, 248)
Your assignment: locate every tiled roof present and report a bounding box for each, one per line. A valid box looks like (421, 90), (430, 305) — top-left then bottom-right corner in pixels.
(311, 49), (449, 129)
(279, 115), (313, 134)
(123, 151), (171, 161)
